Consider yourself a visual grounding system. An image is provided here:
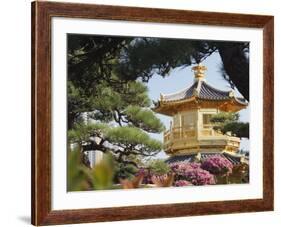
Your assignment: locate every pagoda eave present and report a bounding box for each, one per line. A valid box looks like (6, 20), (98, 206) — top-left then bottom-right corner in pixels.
(153, 97), (247, 116)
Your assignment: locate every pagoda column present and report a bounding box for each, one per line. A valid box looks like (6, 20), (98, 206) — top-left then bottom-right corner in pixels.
(195, 108), (200, 140)
(195, 108), (201, 153)
(179, 113), (182, 139)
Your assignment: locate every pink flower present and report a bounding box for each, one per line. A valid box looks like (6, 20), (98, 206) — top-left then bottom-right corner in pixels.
(201, 155), (233, 175)
(169, 162), (215, 185)
(174, 180), (192, 187)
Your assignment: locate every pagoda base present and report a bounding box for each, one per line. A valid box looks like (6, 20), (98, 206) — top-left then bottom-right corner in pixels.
(164, 135), (241, 155)
(165, 151), (248, 165)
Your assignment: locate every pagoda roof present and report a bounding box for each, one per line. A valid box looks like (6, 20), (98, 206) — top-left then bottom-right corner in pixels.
(153, 65), (248, 115)
(153, 79), (248, 115)
(162, 80), (234, 102)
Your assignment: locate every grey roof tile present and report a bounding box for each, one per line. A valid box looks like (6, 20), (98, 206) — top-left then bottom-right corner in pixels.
(166, 152), (242, 165)
(163, 82), (198, 101)
(199, 82), (231, 100)
(161, 80), (246, 104)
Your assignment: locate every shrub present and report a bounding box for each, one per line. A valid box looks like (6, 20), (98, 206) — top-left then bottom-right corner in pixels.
(114, 162), (138, 182)
(136, 168), (153, 184)
(148, 159), (171, 175)
(183, 167), (216, 185)
(151, 173), (174, 187)
(201, 155), (233, 175)
(67, 150), (92, 191)
(91, 153), (115, 190)
(120, 173), (144, 189)
(228, 163), (249, 184)
(170, 162), (215, 185)
(174, 180), (192, 187)
(67, 151), (116, 191)
(170, 162), (201, 174)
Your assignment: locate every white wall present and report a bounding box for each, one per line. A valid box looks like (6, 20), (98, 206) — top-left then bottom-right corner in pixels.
(0, 0), (279, 226)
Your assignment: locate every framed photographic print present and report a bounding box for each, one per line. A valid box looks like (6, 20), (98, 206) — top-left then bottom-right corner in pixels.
(31, 1), (274, 226)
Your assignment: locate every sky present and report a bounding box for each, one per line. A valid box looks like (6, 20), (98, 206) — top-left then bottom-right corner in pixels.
(146, 51), (250, 159)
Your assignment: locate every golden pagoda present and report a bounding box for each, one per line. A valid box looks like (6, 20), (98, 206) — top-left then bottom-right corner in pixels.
(153, 64), (248, 164)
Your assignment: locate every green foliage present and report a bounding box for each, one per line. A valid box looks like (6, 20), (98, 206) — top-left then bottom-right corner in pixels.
(68, 35), (249, 128)
(67, 150), (91, 191)
(117, 38), (214, 82)
(121, 81), (151, 107)
(211, 112), (249, 138)
(221, 122), (249, 138)
(67, 36), (132, 127)
(105, 126), (163, 152)
(68, 122), (109, 143)
(114, 162), (138, 181)
(115, 38), (249, 100)
(125, 106), (165, 133)
(91, 153), (116, 190)
(89, 80), (152, 124)
(148, 159), (171, 175)
(68, 35), (133, 90)
(67, 81), (93, 128)
(210, 112), (239, 123)
(68, 121), (163, 181)
(69, 122), (162, 154)
(67, 151), (117, 191)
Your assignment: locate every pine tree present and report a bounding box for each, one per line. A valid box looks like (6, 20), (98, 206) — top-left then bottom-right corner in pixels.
(68, 76), (164, 172)
(210, 113), (249, 138)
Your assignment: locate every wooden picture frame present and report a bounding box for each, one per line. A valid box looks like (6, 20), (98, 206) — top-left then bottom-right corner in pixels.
(31, 1), (274, 226)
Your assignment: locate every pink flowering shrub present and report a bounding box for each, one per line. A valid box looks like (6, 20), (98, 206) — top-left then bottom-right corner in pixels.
(174, 180), (192, 187)
(151, 173), (174, 187)
(136, 168), (152, 184)
(183, 167), (216, 185)
(170, 162), (216, 185)
(201, 155), (233, 175)
(170, 162), (201, 173)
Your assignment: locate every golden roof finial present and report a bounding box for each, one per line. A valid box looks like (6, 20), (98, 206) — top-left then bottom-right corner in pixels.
(160, 93), (164, 101)
(192, 64), (207, 80)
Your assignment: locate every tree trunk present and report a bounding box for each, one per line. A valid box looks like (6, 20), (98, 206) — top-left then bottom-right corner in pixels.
(217, 43), (249, 101)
